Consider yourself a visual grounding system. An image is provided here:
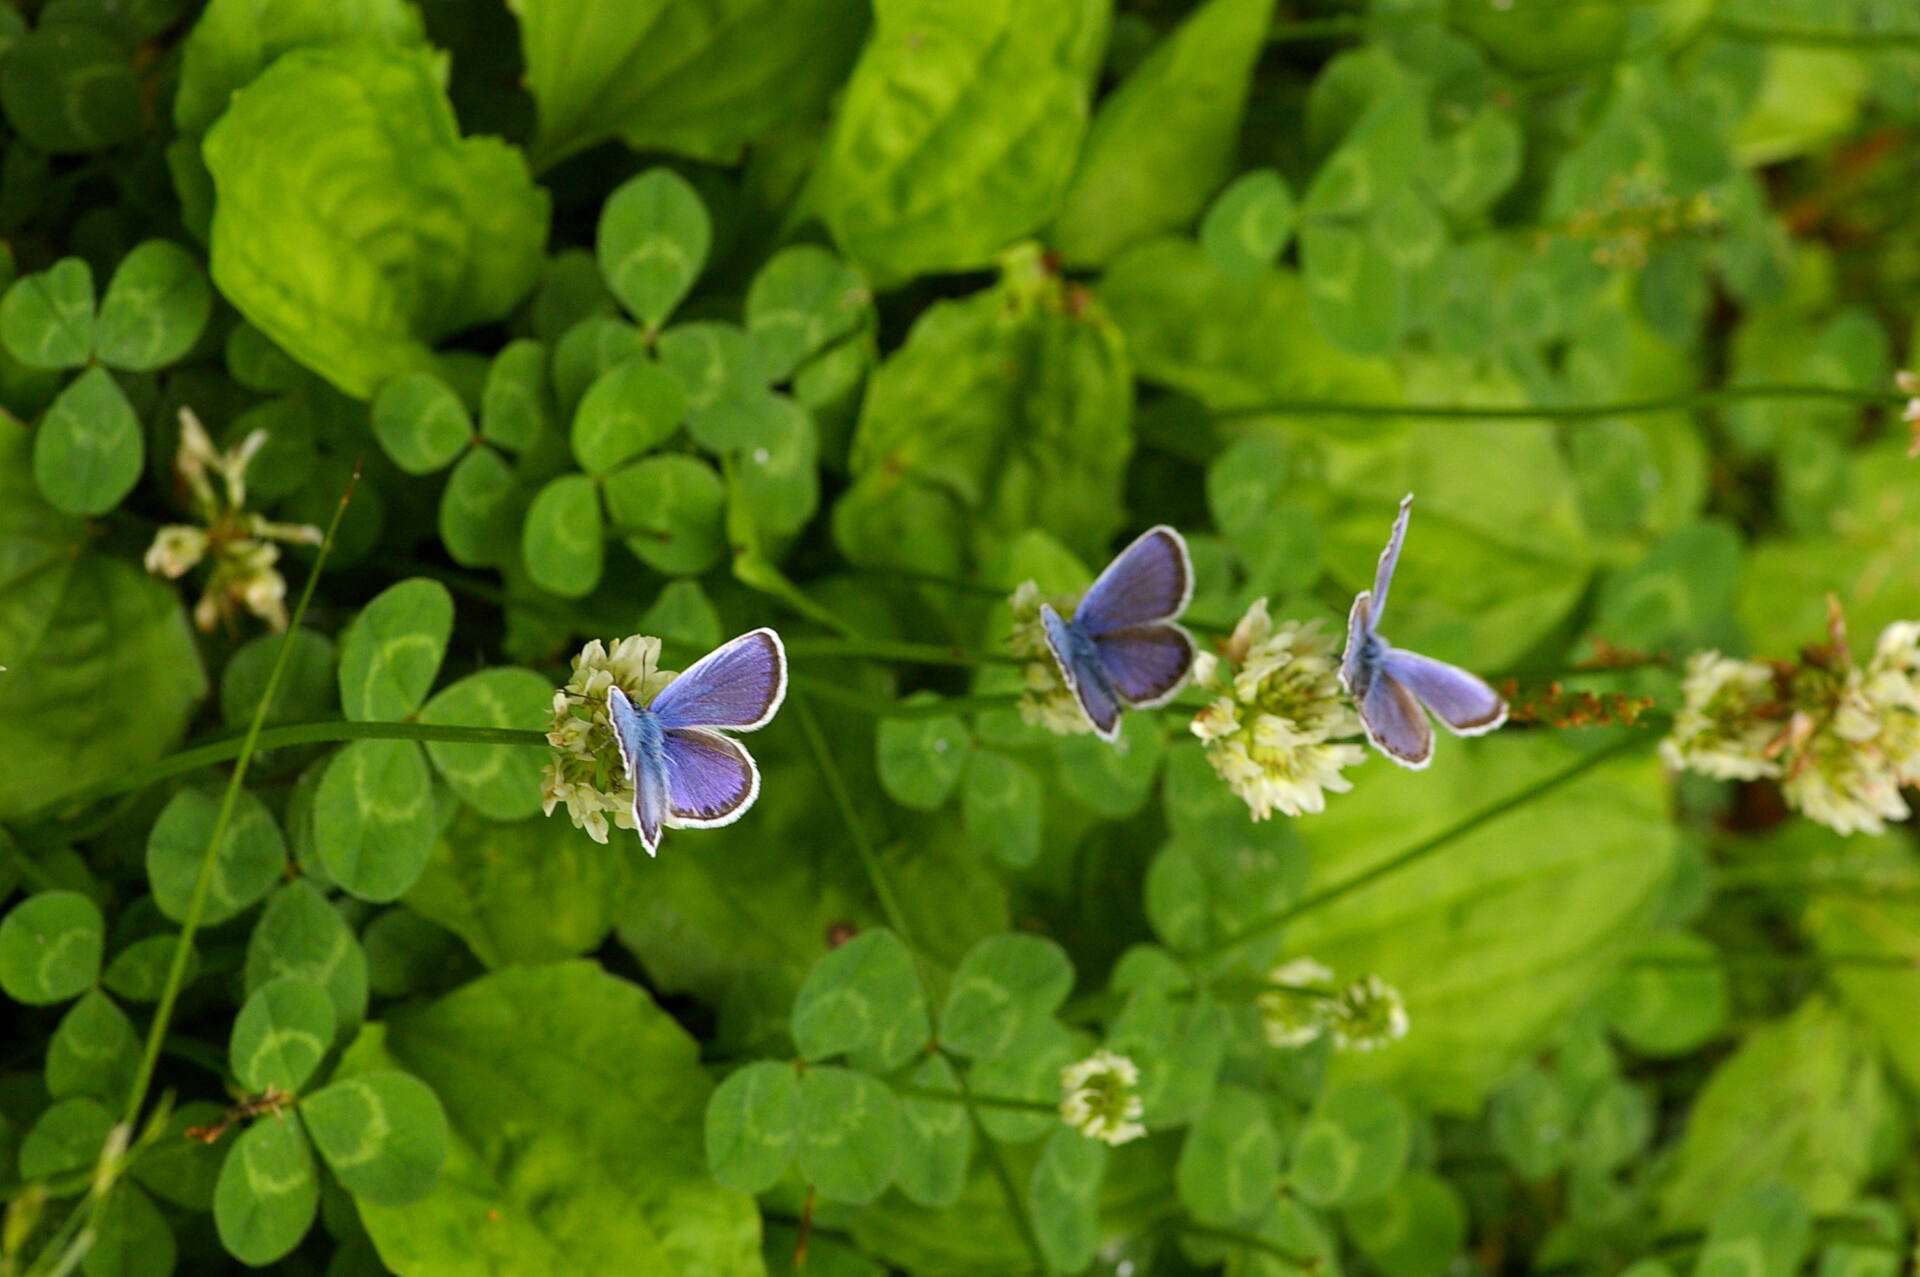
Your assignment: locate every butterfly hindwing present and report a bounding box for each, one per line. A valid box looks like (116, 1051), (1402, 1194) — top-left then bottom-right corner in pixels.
(649, 628), (787, 731)
(1074, 526), (1192, 636)
(1378, 648), (1507, 736)
(1358, 673), (1435, 770)
(662, 727), (759, 828)
(1042, 604), (1123, 741)
(1093, 624), (1195, 708)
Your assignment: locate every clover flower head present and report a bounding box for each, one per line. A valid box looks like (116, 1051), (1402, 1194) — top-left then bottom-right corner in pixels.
(1330, 975), (1410, 1053)
(1659, 651), (1784, 781)
(1058, 1048), (1146, 1146)
(1867, 622), (1920, 782)
(1257, 956), (1338, 1048)
(1008, 580), (1094, 737)
(541, 636), (680, 844)
(1191, 600), (1366, 820)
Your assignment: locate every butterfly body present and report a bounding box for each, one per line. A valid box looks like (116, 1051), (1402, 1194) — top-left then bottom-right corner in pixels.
(1040, 526), (1197, 742)
(1340, 496), (1506, 769)
(605, 627), (787, 855)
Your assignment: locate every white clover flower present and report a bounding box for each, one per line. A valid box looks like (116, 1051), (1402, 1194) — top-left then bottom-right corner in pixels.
(1058, 1048), (1146, 1146)
(144, 525), (207, 579)
(1190, 601), (1366, 819)
(1659, 651), (1784, 781)
(1867, 622), (1920, 782)
(1008, 580), (1094, 737)
(541, 637), (679, 843)
(1257, 957), (1337, 1048)
(1330, 975), (1410, 1053)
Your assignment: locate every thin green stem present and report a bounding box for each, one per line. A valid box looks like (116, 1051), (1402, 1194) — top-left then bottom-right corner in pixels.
(1209, 384), (1903, 426)
(1194, 734), (1647, 962)
(896, 1085), (1059, 1114)
(788, 675), (1023, 720)
(789, 692), (913, 942)
(784, 635), (1025, 669)
(1708, 18), (1920, 49)
(1634, 951), (1919, 973)
(943, 1049), (1052, 1275)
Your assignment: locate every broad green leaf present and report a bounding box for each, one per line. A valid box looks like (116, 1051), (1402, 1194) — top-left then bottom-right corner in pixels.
(791, 928), (927, 1068)
(896, 1054), (972, 1208)
(552, 315), (642, 420)
(1341, 1172), (1468, 1277)
(94, 240), (213, 371)
(103, 934), (194, 1004)
(1578, 1078), (1654, 1175)
(962, 752), (1043, 869)
(1206, 435), (1321, 593)
(46, 990), (139, 1103)
(204, 44), (548, 397)
(417, 668), (551, 821)
(596, 170), (709, 334)
(1301, 219), (1406, 356)
(82, 1182), (176, 1277)
(1289, 1082), (1411, 1207)
(940, 933), (1073, 1059)
(346, 962), (761, 1274)
(968, 1020), (1075, 1144)
(439, 447), (523, 568)
(1201, 169), (1297, 280)
(603, 454), (726, 576)
(1055, 711), (1164, 817)
(844, 1149), (1049, 1273)
(34, 367), (142, 516)
(231, 977), (336, 1093)
(571, 356), (687, 474)
(1052, 0), (1276, 266)
(145, 786), (287, 926)
(746, 246), (869, 382)
(373, 373), (474, 475)
(658, 321), (766, 417)
(403, 808), (631, 967)
(1446, 0), (1625, 74)
(0, 26), (141, 153)
(300, 1069), (448, 1205)
(0, 890), (103, 1004)
(0, 257), (93, 368)
(129, 1102), (226, 1211)
(337, 578), (453, 722)
(220, 627), (336, 730)
(796, 1065), (900, 1204)
(522, 472), (605, 597)
(704, 1061), (800, 1195)
(174, 0), (428, 135)
(1028, 1126), (1105, 1272)
(1691, 1182), (1812, 1277)
(481, 338), (551, 452)
(315, 739), (439, 902)
(1177, 1084), (1280, 1226)
(1806, 868), (1920, 1094)
(214, 1114), (320, 1265)
(1661, 997), (1887, 1229)
(508, 0), (865, 168)
(724, 398), (820, 538)
(1108, 988), (1227, 1129)
(1596, 931), (1728, 1057)
(19, 1097), (115, 1180)
(363, 908), (477, 998)
(1488, 1063), (1572, 1180)
(639, 580), (722, 651)
(245, 881), (370, 1036)
(876, 704), (973, 812)
(813, 0), (1109, 283)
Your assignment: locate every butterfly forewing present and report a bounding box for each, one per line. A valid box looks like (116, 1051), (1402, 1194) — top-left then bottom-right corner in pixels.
(648, 628), (787, 731)
(1378, 648), (1507, 736)
(607, 686), (669, 853)
(1074, 526), (1192, 636)
(1041, 605), (1124, 740)
(1369, 494), (1413, 625)
(1359, 674), (1434, 769)
(662, 727), (759, 828)
(1094, 624), (1195, 708)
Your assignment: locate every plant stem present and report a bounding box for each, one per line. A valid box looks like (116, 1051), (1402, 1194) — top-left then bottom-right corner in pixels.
(789, 692), (913, 942)
(1633, 950), (1919, 973)
(1194, 735), (1647, 962)
(943, 1048), (1052, 1274)
(788, 675), (1023, 720)
(1209, 383), (1903, 426)
(897, 1085), (1060, 1114)
(1708, 18), (1920, 49)
(784, 635), (1025, 668)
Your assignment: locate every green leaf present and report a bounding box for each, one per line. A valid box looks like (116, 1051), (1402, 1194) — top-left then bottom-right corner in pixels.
(1488, 1063), (1572, 1180)
(246, 881), (369, 1035)
(552, 315), (642, 420)
(1301, 219), (1406, 356)
(204, 43), (548, 397)
(46, 990), (139, 1103)
(0, 257), (94, 368)
(1108, 986), (1227, 1128)
(345, 962), (761, 1274)
(813, 0), (1108, 283)
(0, 890), (103, 1004)
(214, 1114), (320, 1265)
(403, 808), (631, 967)
(1341, 1172), (1468, 1277)
(145, 785), (288, 926)
(1691, 1182), (1812, 1277)
(896, 1054), (972, 1208)
(1051, 0), (1276, 266)
(962, 751), (1043, 869)
(1206, 435), (1321, 593)
(94, 240), (213, 371)
(746, 246), (869, 382)
(639, 580), (722, 650)
(373, 373), (474, 475)
(791, 928), (927, 1069)
(0, 25), (141, 153)
(876, 703), (973, 812)
(34, 366), (143, 516)
(337, 578), (453, 722)
(129, 1103), (226, 1211)
(1289, 1082), (1411, 1207)
(231, 976), (336, 1093)
(940, 933), (1073, 1059)
(1661, 997), (1887, 1229)
(1446, 0), (1626, 75)
(173, 0), (428, 135)
(221, 627), (336, 730)
(1055, 711), (1164, 818)
(603, 454), (726, 576)
(1806, 870), (1920, 1095)
(718, 396), (820, 535)
(571, 356), (687, 474)
(522, 472), (605, 597)
(416, 668), (551, 821)
(1028, 1126), (1105, 1273)
(315, 739), (439, 903)
(19, 1097), (115, 1180)
(300, 1069), (448, 1206)
(596, 169), (709, 334)
(970, 1021), (1075, 1142)
(704, 1060), (800, 1195)
(796, 1065), (901, 1204)
(1596, 931), (1729, 1057)
(1202, 169), (1297, 280)
(508, 0), (865, 168)
(82, 1182), (177, 1277)
(1177, 1084), (1280, 1226)
(103, 934), (194, 1004)
(439, 447), (523, 569)
(481, 338), (551, 452)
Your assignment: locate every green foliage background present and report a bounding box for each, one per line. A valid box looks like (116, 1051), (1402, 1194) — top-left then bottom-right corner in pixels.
(0, 0), (1918, 1273)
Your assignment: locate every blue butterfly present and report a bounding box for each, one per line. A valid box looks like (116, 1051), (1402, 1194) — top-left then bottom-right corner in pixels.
(606, 628), (787, 856)
(1041, 526), (1197, 742)
(1340, 495), (1506, 769)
